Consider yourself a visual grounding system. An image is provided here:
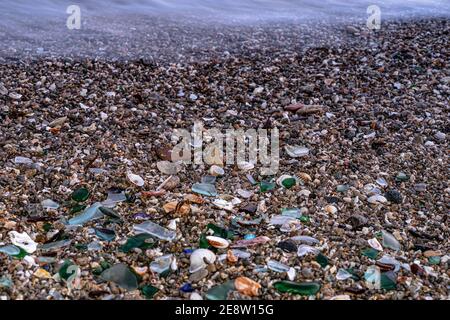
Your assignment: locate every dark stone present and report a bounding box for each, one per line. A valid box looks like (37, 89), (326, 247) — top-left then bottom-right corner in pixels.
(385, 189), (403, 204)
(239, 203), (257, 214)
(347, 214), (368, 230)
(277, 240), (297, 253)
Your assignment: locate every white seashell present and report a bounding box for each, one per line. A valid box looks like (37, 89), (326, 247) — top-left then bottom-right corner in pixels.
(236, 189), (253, 198)
(212, 199), (234, 211)
(298, 189), (311, 197)
(324, 205), (338, 214)
(189, 249), (216, 273)
(127, 171), (144, 187)
(285, 145), (309, 158)
(287, 267), (296, 281)
(368, 195), (387, 204)
(167, 218), (179, 231)
(170, 256), (178, 271)
(190, 292), (203, 300)
(9, 231), (37, 253)
(237, 161), (254, 171)
(368, 238), (383, 251)
(364, 184), (381, 195)
(206, 236), (229, 249)
(209, 165), (224, 176)
(297, 245), (319, 257)
(376, 177), (388, 187)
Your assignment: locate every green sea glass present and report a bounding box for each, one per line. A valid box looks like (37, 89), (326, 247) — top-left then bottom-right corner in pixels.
(141, 285), (159, 299)
(120, 234), (155, 253)
(71, 187), (90, 202)
(316, 253), (329, 268)
(100, 264), (138, 290)
(362, 248), (379, 259)
(281, 177), (296, 189)
(260, 181), (275, 192)
(205, 281), (235, 300)
(273, 281), (321, 295)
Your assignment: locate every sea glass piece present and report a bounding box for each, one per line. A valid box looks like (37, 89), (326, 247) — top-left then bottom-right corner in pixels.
(87, 241), (103, 251)
(68, 203), (102, 225)
(395, 172), (409, 182)
(380, 271), (397, 290)
(336, 268), (353, 281)
(157, 161), (181, 175)
(141, 285), (159, 299)
(364, 265), (381, 289)
(150, 254), (173, 274)
(281, 177), (296, 189)
(41, 199), (60, 209)
(14, 156), (33, 164)
(290, 236), (319, 245)
(267, 260), (290, 273)
(259, 181), (275, 192)
(0, 276), (13, 288)
(285, 145), (309, 158)
(58, 260), (77, 281)
(40, 239), (72, 251)
(100, 264), (138, 290)
(269, 215), (296, 226)
(102, 189), (127, 207)
(230, 249), (251, 259)
(381, 230), (401, 251)
(316, 253), (329, 268)
(201, 175), (216, 184)
(71, 187), (90, 202)
(362, 248), (380, 259)
(245, 174), (257, 185)
(207, 223), (234, 239)
(120, 234), (155, 252)
(231, 236), (270, 248)
(0, 245), (21, 256)
(180, 283), (194, 293)
(205, 281), (235, 300)
(428, 256), (441, 265)
(377, 255), (401, 272)
(281, 208), (301, 218)
(95, 228), (116, 242)
(336, 184), (349, 192)
(133, 221), (176, 241)
(192, 183), (217, 196)
(98, 207), (122, 220)
(297, 245), (319, 257)
(273, 281), (321, 295)
(299, 215), (310, 223)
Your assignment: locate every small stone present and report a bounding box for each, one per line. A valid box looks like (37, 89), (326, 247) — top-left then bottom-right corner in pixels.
(234, 277), (261, 297)
(385, 190), (403, 204)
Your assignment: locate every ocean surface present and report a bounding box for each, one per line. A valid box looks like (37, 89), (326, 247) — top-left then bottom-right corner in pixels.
(1, 0), (449, 22)
(0, 0), (448, 59)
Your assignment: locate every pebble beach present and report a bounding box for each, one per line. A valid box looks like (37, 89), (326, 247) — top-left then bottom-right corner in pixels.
(0, 15), (449, 300)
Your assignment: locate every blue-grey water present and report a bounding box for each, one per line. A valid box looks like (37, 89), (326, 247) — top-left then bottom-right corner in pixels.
(1, 0), (449, 21)
(0, 0), (448, 59)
